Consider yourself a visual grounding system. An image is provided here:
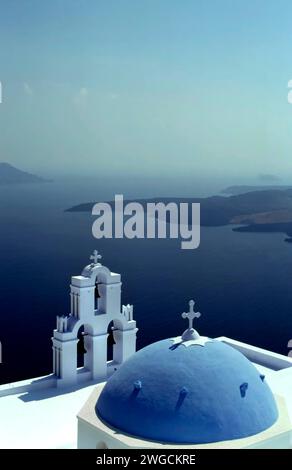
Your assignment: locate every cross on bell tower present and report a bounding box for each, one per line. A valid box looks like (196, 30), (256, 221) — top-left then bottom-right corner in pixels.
(90, 249), (102, 265)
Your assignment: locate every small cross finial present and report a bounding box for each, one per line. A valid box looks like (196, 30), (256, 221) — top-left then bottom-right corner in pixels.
(182, 300), (201, 330)
(90, 249), (102, 265)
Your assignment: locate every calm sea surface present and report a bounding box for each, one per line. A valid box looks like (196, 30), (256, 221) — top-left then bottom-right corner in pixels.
(0, 178), (292, 384)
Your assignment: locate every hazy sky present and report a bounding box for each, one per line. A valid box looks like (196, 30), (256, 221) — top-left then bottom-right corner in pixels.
(1, 0), (292, 180)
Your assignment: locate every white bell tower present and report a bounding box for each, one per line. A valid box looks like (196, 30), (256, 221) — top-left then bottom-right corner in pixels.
(52, 251), (138, 388)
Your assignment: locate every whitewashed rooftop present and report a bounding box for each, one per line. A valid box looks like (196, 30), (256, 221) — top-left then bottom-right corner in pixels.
(0, 337), (291, 449)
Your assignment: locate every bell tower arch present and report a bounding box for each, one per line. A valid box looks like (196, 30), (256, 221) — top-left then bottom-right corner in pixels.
(52, 251), (138, 388)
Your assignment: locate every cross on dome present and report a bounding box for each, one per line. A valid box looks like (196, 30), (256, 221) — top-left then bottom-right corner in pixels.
(182, 300), (201, 330)
(90, 249), (102, 265)
(171, 300), (212, 347)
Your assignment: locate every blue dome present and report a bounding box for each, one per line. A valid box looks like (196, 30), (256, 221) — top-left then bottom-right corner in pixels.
(96, 339), (278, 444)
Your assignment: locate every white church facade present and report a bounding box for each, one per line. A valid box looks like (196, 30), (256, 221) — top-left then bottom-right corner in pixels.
(0, 252), (291, 449)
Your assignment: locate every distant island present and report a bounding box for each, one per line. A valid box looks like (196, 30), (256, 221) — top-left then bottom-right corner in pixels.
(222, 185), (292, 195)
(233, 222), (292, 243)
(0, 163), (50, 185)
(66, 188), (292, 243)
(66, 189), (292, 226)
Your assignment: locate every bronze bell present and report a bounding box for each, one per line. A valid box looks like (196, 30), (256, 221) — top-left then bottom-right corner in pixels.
(108, 332), (116, 347)
(77, 335), (87, 355)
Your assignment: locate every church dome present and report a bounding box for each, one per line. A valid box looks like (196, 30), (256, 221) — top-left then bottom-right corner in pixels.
(96, 303), (278, 444)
